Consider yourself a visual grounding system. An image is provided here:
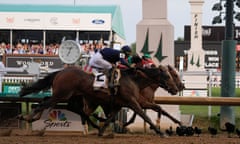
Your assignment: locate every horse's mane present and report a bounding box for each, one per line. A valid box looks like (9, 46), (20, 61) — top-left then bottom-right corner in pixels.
(120, 67), (161, 89)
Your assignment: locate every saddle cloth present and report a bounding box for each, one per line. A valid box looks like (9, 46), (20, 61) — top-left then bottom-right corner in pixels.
(93, 72), (108, 89)
(82, 65), (120, 90)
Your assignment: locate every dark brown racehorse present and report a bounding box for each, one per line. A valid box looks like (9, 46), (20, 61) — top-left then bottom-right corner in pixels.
(119, 55), (185, 128)
(85, 64), (184, 131)
(18, 66), (179, 137)
(167, 65), (185, 91)
(123, 64), (185, 128)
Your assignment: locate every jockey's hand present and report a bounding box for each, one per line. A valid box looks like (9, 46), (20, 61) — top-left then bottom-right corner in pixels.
(112, 64), (116, 68)
(130, 63), (136, 68)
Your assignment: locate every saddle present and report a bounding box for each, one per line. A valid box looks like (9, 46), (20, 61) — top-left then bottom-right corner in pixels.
(91, 66), (121, 95)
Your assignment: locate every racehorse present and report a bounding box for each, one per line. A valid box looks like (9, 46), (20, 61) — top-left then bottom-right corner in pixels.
(18, 66), (179, 137)
(105, 54), (185, 129)
(123, 64), (185, 128)
(167, 65), (185, 91)
(85, 64), (185, 131)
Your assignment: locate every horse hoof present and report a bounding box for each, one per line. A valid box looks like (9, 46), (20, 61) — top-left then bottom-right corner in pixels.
(104, 133), (115, 139)
(149, 126), (154, 130)
(98, 132), (103, 137)
(160, 133), (168, 138)
(178, 122), (183, 126)
(16, 114), (24, 120)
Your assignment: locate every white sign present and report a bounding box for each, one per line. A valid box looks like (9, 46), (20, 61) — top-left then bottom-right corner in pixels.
(32, 109), (84, 132)
(205, 50), (218, 55)
(208, 57), (219, 61)
(0, 12), (111, 30)
(179, 56), (184, 71)
(183, 89), (207, 97)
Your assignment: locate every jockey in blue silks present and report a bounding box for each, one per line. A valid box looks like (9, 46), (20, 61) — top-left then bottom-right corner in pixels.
(89, 45), (132, 70)
(89, 45), (132, 88)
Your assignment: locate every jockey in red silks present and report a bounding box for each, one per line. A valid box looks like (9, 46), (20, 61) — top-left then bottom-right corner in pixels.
(118, 53), (156, 69)
(141, 53), (156, 68)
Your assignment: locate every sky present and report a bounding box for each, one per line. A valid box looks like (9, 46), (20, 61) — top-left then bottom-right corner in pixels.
(0, 0), (235, 45)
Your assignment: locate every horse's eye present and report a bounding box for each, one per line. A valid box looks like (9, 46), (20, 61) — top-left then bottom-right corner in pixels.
(166, 75), (170, 80)
(163, 73), (170, 80)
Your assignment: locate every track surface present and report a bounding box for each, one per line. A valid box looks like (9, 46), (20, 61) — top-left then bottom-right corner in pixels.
(1, 133), (240, 144)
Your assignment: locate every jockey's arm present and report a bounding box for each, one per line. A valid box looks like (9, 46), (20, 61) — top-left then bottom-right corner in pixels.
(119, 58), (131, 68)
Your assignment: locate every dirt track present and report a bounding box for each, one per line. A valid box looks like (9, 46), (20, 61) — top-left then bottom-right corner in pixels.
(1, 132), (240, 144)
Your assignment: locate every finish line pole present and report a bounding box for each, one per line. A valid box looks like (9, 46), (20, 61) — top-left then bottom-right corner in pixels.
(220, 0), (236, 129)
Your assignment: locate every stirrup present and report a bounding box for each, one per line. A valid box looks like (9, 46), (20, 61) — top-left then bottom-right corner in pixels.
(108, 82), (120, 88)
(108, 68), (120, 87)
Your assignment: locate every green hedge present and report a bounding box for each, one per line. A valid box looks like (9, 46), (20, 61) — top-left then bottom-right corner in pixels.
(211, 87), (240, 97)
(180, 87), (240, 129)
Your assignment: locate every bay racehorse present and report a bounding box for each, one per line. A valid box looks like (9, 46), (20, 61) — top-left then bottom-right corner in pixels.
(123, 64), (185, 128)
(18, 66), (179, 137)
(115, 54), (185, 129)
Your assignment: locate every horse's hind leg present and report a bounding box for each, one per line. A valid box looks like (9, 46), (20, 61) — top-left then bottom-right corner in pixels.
(18, 96), (57, 122)
(97, 108), (121, 136)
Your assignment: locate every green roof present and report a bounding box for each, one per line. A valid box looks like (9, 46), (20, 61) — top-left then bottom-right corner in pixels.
(0, 4), (125, 39)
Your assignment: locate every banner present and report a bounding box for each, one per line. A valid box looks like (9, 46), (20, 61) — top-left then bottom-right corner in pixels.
(0, 12), (111, 31)
(32, 109), (84, 132)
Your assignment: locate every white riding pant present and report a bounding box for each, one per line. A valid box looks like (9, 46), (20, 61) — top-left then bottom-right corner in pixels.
(89, 52), (112, 70)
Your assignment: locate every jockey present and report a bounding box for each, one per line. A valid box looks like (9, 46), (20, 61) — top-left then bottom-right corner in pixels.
(89, 45), (132, 70)
(126, 53), (156, 68)
(89, 45), (132, 88)
(127, 54), (142, 68)
(142, 53), (156, 68)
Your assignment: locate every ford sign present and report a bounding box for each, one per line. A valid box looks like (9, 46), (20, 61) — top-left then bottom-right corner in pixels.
(92, 19), (105, 24)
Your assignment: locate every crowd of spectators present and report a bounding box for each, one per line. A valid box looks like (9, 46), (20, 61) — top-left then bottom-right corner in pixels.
(0, 41), (106, 56)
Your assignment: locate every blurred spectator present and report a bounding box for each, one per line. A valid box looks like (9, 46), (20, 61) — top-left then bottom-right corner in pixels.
(5, 44), (12, 54)
(0, 42), (6, 56)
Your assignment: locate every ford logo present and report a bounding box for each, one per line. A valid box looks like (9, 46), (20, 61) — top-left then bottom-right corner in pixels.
(92, 19), (105, 24)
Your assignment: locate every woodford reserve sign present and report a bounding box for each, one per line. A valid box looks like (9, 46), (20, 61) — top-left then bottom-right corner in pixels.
(3, 54), (62, 74)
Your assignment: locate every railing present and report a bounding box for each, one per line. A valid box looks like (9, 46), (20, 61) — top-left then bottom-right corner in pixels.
(181, 71), (240, 88)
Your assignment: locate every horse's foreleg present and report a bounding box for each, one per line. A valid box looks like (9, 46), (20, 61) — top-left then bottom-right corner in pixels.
(86, 116), (101, 130)
(123, 112), (137, 128)
(128, 100), (165, 137)
(141, 101), (182, 126)
(156, 111), (161, 129)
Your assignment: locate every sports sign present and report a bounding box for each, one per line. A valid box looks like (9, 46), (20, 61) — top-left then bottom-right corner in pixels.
(32, 109), (84, 132)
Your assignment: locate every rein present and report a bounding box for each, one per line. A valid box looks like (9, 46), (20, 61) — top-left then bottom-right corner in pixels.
(132, 68), (168, 90)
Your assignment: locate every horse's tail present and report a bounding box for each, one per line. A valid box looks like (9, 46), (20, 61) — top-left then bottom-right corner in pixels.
(19, 70), (61, 97)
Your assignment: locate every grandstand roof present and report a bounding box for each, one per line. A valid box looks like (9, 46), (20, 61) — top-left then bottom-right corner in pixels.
(0, 4), (125, 39)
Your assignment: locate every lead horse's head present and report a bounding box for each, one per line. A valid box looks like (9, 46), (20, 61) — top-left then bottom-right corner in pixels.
(166, 65), (185, 91)
(136, 66), (178, 95)
(157, 65), (179, 95)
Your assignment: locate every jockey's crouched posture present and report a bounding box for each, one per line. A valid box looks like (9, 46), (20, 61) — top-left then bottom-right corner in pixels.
(89, 45), (132, 89)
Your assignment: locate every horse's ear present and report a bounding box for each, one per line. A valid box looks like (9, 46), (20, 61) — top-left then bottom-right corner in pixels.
(167, 65), (174, 70)
(136, 70), (148, 78)
(158, 65), (165, 72)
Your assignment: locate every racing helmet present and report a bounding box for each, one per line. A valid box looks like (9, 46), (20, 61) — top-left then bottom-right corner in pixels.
(121, 45), (132, 56)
